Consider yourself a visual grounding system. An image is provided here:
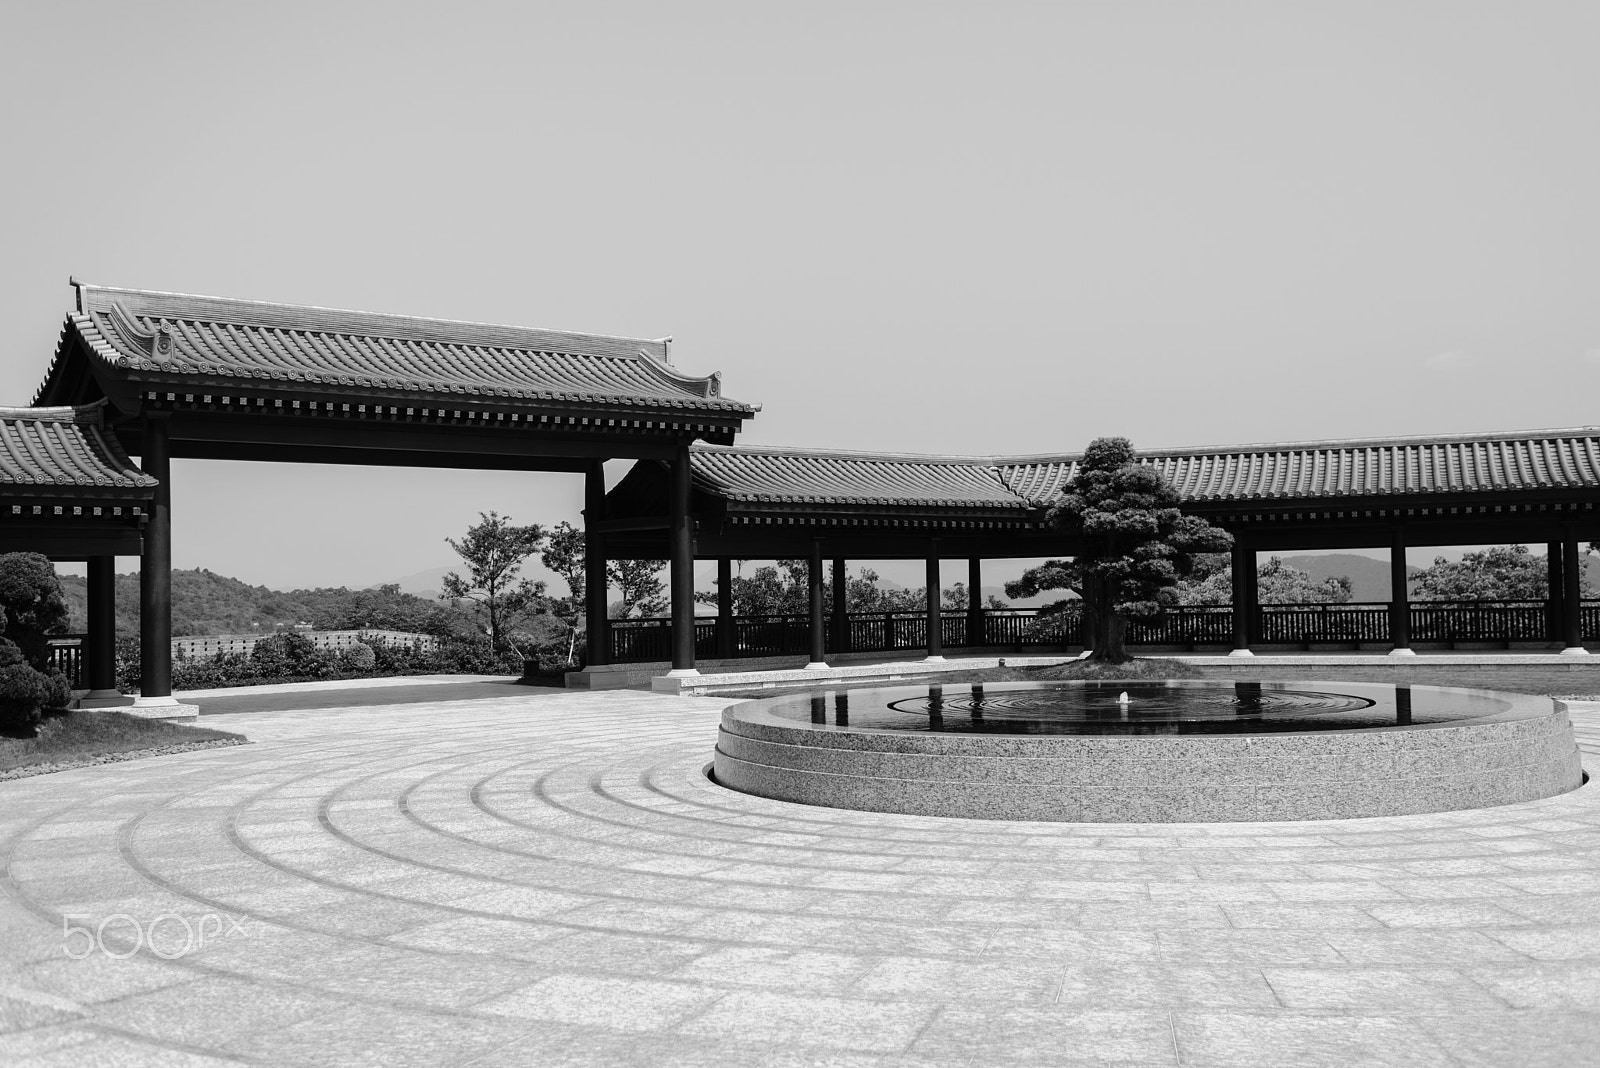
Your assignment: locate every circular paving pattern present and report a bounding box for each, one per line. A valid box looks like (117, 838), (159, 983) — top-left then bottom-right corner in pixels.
(1, 689), (1599, 1066)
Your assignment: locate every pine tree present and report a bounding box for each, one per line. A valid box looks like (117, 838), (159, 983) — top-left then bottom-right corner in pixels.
(1007, 437), (1232, 662)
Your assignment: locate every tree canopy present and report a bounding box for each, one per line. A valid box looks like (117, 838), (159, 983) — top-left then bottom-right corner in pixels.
(1410, 544), (1593, 602)
(441, 511), (548, 655)
(0, 552), (70, 670)
(1006, 437), (1232, 662)
(1176, 554), (1353, 605)
(695, 561), (1000, 617)
(607, 558), (669, 619)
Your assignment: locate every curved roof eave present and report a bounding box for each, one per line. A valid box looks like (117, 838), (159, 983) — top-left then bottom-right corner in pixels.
(36, 282), (760, 418)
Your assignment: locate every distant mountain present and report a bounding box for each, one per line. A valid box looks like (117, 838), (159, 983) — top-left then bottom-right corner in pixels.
(1275, 550), (1600, 602)
(1277, 554), (1414, 602)
(58, 568), (449, 638)
(382, 566), (455, 599)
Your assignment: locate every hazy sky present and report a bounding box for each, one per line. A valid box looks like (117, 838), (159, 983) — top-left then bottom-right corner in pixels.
(4, 2), (1598, 591)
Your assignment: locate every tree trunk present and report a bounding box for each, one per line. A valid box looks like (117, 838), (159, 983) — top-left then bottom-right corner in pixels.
(487, 585), (501, 653)
(1083, 575), (1131, 663)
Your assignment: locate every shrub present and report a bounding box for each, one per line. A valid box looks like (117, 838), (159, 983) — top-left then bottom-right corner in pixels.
(368, 637), (433, 675)
(0, 552), (70, 670)
(342, 641), (376, 672)
(0, 638), (53, 736)
(171, 651), (254, 690)
(115, 633), (141, 693)
(250, 632), (332, 680)
(41, 670), (72, 711)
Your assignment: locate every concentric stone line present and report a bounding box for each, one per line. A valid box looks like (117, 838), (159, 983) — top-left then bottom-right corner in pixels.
(0, 691), (1598, 1067)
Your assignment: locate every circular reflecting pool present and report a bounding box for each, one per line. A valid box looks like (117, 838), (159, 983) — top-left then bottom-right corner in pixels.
(770, 680), (1510, 736)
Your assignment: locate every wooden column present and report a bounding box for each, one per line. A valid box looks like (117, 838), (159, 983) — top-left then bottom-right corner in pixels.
(806, 539), (827, 669)
(715, 558), (735, 659)
(1245, 558), (1261, 644)
(1547, 541), (1566, 643)
(1229, 543), (1253, 657)
(966, 557), (984, 647)
(667, 445), (697, 675)
(583, 461), (609, 667)
(1389, 526), (1413, 655)
(830, 557), (848, 653)
(925, 543), (944, 661)
(1562, 525), (1587, 654)
(80, 555), (126, 707)
(138, 416), (174, 703)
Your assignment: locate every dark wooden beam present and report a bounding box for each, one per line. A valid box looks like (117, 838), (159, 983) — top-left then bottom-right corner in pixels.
(135, 412), (691, 466)
(140, 415), (173, 702)
(83, 556), (120, 701)
(0, 528), (143, 555)
(1563, 526), (1585, 652)
(1231, 545), (1253, 655)
(967, 557), (984, 645)
(808, 539), (826, 667)
(1390, 525), (1411, 654)
(584, 461), (609, 668)
(831, 558), (848, 653)
(668, 446), (696, 673)
(1548, 541), (1565, 642)
(716, 558), (734, 659)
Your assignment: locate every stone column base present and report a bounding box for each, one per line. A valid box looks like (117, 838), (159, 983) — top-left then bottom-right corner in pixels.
(127, 696), (199, 719)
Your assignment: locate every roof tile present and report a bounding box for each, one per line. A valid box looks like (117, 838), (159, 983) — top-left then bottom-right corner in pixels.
(0, 403), (156, 498)
(42, 283), (756, 417)
(690, 428), (1600, 515)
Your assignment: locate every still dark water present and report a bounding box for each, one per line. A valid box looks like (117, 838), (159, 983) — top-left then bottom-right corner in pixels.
(767, 681), (1513, 736)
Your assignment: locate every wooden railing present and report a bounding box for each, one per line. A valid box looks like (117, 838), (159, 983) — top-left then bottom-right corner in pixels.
(45, 635), (86, 687)
(606, 601), (1599, 663)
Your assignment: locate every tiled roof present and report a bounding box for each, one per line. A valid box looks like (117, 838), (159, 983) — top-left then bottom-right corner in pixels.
(690, 428), (1600, 516)
(999, 428), (1600, 505)
(0, 402), (156, 499)
(42, 282), (757, 416)
(690, 445), (1030, 510)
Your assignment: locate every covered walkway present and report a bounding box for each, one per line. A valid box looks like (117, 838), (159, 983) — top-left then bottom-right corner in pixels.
(585, 432), (1600, 684)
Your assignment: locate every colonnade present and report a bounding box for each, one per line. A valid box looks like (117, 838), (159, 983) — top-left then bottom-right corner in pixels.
(584, 499), (1594, 673)
(123, 430), (1596, 696)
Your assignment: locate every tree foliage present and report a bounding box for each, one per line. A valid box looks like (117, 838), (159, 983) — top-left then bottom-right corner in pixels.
(1175, 554), (1353, 605)
(0, 552), (70, 671)
(607, 558), (669, 619)
(695, 561), (999, 617)
(1008, 437), (1232, 662)
(441, 512), (548, 655)
(538, 520), (588, 664)
(1410, 544), (1593, 603)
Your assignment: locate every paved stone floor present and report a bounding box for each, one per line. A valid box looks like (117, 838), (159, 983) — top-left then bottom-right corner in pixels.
(1, 689), (1598, 1066)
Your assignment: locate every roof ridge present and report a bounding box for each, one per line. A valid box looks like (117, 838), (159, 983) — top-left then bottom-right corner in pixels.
(1128, 425), (1600, 459)
(691, 442), (1010, 466)
(0, 401), (107, 425)
(698, 426), (1600, 469)
(72, 279), (672, 362)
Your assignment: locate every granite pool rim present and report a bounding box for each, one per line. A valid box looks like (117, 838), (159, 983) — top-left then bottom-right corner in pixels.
(712, 680), (1585, 822)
